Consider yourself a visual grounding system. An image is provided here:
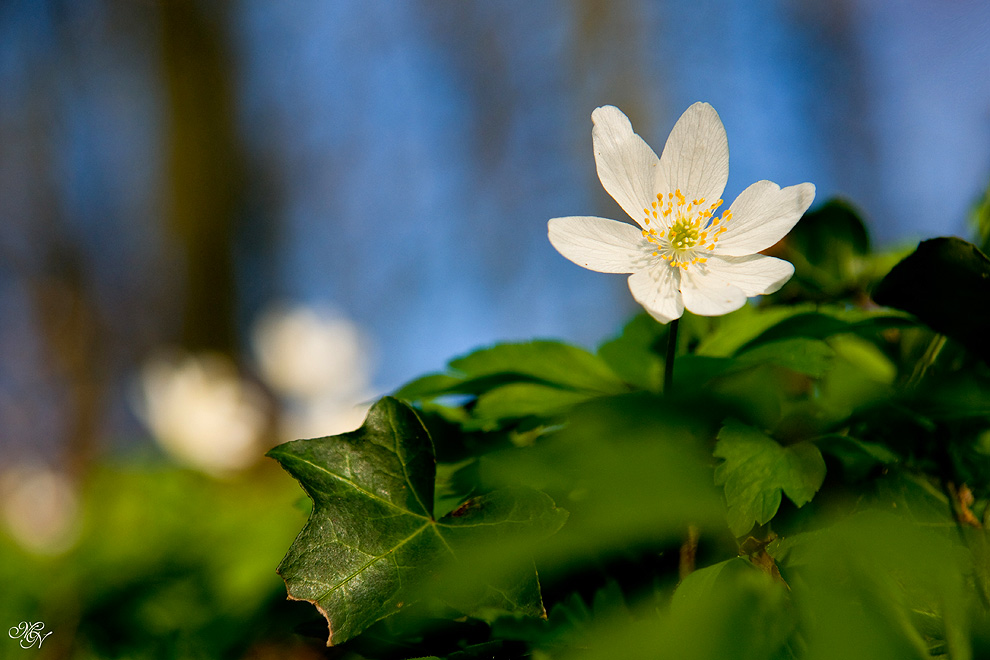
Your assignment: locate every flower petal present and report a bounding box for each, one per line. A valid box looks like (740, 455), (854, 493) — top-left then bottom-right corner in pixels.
(703, 254), (795, 297)
(657, 102), (728, 205)
(548, 216), (649, 273)
(592, 106), (661, 227)
(716, 181), (816, 256)
(628, 264), (684, 324)
(680, 268), (748, 316)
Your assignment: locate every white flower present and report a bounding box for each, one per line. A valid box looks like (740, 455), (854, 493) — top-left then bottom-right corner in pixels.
(0, 465), (80, 555)
(135, 352), (268, 477)
(549, 103), (815, 323)
(252, 305), (371, 400)
(277, 395), (371, 442)
(251, 304), (374, 442)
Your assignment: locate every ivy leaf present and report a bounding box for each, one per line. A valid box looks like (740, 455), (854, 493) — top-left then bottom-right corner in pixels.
(267, 397), (567, 646)
(714, 421), (826, 536)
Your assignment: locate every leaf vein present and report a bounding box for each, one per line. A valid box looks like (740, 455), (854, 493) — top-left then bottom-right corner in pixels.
(316, 522), (433, 603)
(289, 455), (431, 521)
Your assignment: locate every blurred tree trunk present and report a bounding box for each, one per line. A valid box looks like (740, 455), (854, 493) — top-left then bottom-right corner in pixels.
(159, 0), (242, 354)
(29, 188), (106, 479)
(573, 0), (651, 128)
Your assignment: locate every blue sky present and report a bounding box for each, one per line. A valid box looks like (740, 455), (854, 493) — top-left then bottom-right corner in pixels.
(1, 0), (989, 455)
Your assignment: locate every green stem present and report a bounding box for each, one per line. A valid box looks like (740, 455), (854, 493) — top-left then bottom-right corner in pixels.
(664, 318), (679, 394)
(906, 333), (946, 389)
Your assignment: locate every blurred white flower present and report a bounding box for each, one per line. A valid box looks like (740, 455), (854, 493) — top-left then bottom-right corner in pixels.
(251, 304), (374, 441)
(278, 395), (372, 442)
(1, 465), (80, 555)
(135, 352), (268, 476)
(252, 305), (371, 399)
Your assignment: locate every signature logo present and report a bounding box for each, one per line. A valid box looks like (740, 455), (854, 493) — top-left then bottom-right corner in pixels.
(8, 622), (52, 649)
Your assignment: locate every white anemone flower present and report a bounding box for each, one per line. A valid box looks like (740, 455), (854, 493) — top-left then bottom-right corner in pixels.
(250, 304), (375, 442)
(1, 465), (80, 555)
(135, 352), (268, 477)
(252, 305), (371, 400)
(549, 103), (815, 323)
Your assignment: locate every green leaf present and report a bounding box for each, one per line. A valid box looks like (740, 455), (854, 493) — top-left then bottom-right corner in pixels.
(435, 488), (570, 619)
(778, 199), (873, 300)
(714, 421), (827, 536)
(737, 310), (914, 353)
(671, 354), (737, 388)
(817, 434), (901, 481)
(814, 335), (897, 423)
(484, 394), (725, 561)
(670, 557), (760, 611)
(872, 237), (990, 361)
(694, 304), (814, 357)
(597, 313), (666, 390)
(448, 340), (627, 394)
(267, 397), (567, 645)
(972, 180), (990, 254)
(394, 341), (628, 405)
(771, 511), (970, 660)
(471, 383), (601, 426)
(569, 555), (793, 660)
(735, 337), (835, 378)
(392, 372), (464, 400)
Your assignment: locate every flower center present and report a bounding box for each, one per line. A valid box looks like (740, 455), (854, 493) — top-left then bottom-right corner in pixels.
(640, 189), (732, 269)
(667, 217), (700, 250)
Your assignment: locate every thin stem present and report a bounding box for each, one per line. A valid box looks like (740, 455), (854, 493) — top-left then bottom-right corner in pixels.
(906, 333), (946, 389)
(678, 524), (700, 580)
(664, 318), (679, 394)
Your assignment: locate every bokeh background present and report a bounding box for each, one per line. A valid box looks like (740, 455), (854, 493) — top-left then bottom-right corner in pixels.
(1, 0), (989, 656)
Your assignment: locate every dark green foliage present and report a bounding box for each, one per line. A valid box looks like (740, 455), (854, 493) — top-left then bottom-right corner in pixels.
(0, 464), (317, 659)
(267, 200), (990, 658)
(873, 237), (990, 362)
(773, 198), (884, 302)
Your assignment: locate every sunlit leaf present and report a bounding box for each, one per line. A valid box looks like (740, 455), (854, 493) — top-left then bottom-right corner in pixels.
(448, 340), (627, 394)
(737, 310), (914, 352)
(471, 383), (601, 426)
(735, 337), (835, 378)
(393, 373), (463, 400)
(694, 304), (814, 357)
(714, 421), (826, 536)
